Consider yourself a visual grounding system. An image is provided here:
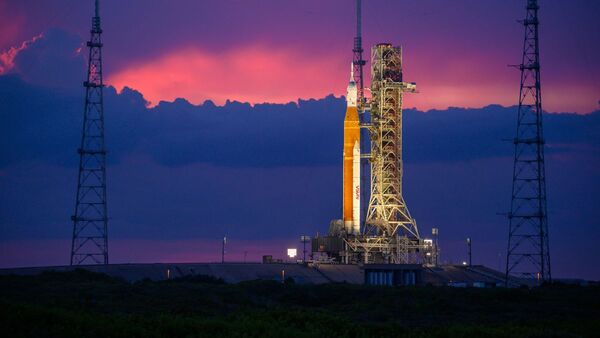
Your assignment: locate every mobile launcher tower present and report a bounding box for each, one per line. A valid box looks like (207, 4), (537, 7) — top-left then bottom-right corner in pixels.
(312, 43), (437, 265)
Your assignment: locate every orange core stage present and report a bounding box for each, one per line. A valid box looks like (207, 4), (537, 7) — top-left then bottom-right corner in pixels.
(343, 65), (361, 234)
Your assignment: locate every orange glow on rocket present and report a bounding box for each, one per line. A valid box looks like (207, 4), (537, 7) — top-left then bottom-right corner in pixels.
(343, 65), (360, 234)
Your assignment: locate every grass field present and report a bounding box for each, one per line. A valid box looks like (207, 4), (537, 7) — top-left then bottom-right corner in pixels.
(0, 269), (598, 337)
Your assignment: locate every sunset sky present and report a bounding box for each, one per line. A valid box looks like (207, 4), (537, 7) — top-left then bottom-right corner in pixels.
(1, 0), (599, 279)
(1, 0), (599, 112)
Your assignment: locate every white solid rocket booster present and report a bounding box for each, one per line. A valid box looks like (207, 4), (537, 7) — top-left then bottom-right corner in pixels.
(352, 140), (360, 234)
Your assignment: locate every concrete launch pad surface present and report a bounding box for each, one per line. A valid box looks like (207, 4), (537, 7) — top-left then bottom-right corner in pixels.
(0, 263), (364, 284)
(0, 263), (518, 286)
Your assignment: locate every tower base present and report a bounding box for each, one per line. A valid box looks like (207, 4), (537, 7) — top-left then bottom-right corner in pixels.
(311, 233), (437, 266)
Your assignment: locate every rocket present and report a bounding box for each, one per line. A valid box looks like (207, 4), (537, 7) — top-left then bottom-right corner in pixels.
(343, 64), (361, 235)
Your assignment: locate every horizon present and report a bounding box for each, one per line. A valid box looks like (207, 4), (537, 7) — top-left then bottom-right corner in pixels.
(86, 86), (600, 114)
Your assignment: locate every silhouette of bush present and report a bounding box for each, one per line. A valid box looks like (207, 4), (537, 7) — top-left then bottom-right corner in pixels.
(0, 271), (599, 337)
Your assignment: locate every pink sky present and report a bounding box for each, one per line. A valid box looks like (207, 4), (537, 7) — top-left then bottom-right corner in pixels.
(106, 44), (599, 113)
(107, 46), (344, 107)
(1, 0), (599, 112)
(0, 238), (301, 268)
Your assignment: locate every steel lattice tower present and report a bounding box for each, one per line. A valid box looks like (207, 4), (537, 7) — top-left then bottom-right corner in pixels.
(70, 0), (109, 265)
(506, 0), (551, 283)
(365, 44), (418, 242)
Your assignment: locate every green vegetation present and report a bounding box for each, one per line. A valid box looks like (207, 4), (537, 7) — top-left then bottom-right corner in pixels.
(1, 269), (598, 337)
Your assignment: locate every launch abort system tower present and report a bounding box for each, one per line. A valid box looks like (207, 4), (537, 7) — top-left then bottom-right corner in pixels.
(70, 0), (109, 265)
(506, 0), (551, 283)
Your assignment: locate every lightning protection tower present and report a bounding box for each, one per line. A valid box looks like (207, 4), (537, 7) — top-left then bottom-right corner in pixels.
(353, 0), (366, 109)
(506, 0), (551, 284)
(70, 0), (109, 265)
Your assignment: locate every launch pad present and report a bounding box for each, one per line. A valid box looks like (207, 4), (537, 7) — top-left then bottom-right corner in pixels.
(312, 44), (438, 265)
(312, 2), (438, 266)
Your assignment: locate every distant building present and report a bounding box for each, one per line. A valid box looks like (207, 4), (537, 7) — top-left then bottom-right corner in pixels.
(364, 264), (422, 286)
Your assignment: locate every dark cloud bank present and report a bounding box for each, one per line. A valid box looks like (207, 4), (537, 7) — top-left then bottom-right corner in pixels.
(1, 29), (599, 278)
(2, 74), (598, 169)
